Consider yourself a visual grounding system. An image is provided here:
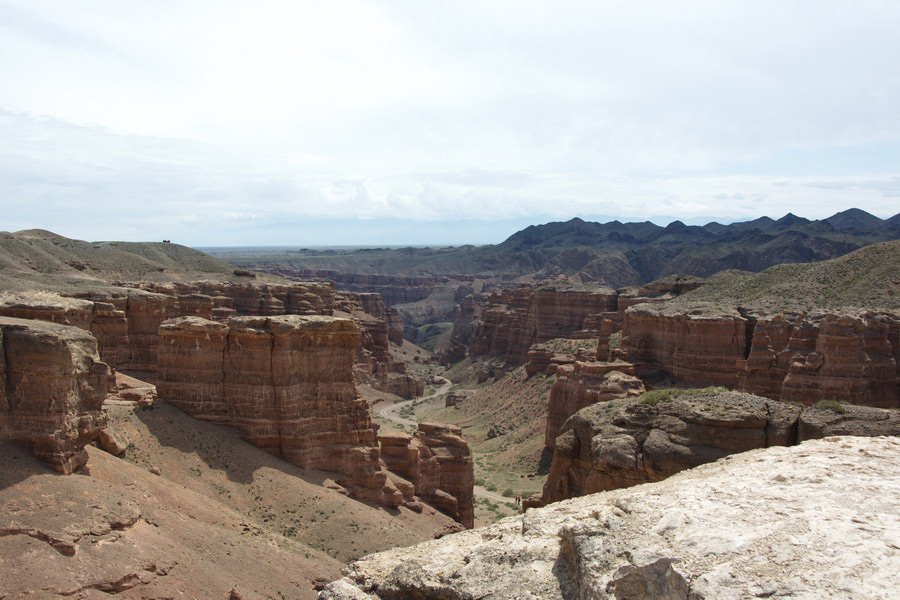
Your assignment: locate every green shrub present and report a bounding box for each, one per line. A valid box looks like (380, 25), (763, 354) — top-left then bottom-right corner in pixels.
(502, 488), (515, 498)
(813, 399), (846, 414)
(640, 386), (730, 406)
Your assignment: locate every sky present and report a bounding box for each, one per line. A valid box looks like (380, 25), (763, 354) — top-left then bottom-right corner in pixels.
(1, 0), (898, 246)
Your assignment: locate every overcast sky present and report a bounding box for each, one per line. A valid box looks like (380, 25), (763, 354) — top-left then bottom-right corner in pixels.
(1, 1), (898, 246)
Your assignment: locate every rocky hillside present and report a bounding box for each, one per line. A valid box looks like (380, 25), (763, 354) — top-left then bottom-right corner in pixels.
(322, 436), (900, 600)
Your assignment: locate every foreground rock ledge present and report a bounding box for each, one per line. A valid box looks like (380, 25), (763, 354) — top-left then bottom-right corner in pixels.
(321, 436), (900, 600)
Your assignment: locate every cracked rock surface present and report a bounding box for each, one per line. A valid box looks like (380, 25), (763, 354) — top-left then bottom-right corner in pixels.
(321, 436), (900, 600)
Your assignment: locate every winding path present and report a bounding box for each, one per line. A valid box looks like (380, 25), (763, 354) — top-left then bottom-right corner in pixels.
(376, 377), (515, 506)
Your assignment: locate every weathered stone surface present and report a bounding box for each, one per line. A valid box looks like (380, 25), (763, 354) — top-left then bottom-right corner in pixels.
(98, 426), (130, 455)
(336, 291), (423, 398)
(545, 361), (644, 450)
(543, 390), (800, 504)
(541, 390), (900, 505)
(321, 436), (900, 600)
(0, 291), (130, 369)
(157, 315), (393, 502)
(471, 283), (618, 364)
(0, 317), (110, 473)
(378, 423), (475, 528)
(623, 305), (900, 408)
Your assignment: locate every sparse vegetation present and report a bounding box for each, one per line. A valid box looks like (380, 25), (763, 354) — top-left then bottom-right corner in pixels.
(640, 386), (730, 406)
(608, 332), (621, 350)
(813, 399), (846, 414)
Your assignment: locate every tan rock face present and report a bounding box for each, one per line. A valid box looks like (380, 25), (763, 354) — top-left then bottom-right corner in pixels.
(544, 361), (644, 450)
(623, 306), (900, 408)
(157, 315), (390, 501)
(378, 423), (475, 528)
(0, 317), (110, 473)
(321, 436), (900, 600)
(541, 390), (900, 505)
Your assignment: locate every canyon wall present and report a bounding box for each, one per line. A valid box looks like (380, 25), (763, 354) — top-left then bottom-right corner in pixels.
(470, 283), (618, 364)
(542, 390), (900, 505)
(336, 292), (422, 399)
(378, 423), (475, 528)
(157, 315), (392, 502)
(0, 317), (110, 474)
(544, 360), (645, 450)
(622, 305), (900, 408)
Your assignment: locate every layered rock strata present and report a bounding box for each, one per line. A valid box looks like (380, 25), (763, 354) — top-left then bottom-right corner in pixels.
(336, 292), (423, 398)
(470, 283), (617, 364)
(0, 292), (129, 369)
(157, 315), (392, 501)
(622, 305), (900, 408)
(542, 390), (900, 505)
(544, 360), (645, 450)
(0, 317), (110, 473)
(321, 436), (900, 600)
(378, 423), (475, 528)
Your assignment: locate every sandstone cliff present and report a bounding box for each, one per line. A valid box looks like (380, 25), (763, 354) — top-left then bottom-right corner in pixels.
(322, 436), (900, 600)
(470, 283), (618, 364)
(622, 305), (900, 408)
(0, 317), (110, 473)
(336, 291), (423, 399)
(542, 389), (900, 504)
(378, 423), (475, 528)
(544, 360), (645, 451)
(157, 315), (394, 502)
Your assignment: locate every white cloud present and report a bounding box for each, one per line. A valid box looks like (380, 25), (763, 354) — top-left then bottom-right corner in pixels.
(0, 1), (898, 244)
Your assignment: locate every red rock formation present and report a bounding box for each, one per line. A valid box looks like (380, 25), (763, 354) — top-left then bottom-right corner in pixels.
(378, 423), (475, 528)
(136, 281), (337, 317)
(541, 390), (900, 505)
(545, 361), (644, 449)
(471, 283), (617, 364)
(0, 317), (110, 473)
(621, 305), (748, 387)
(336, 291), (423, 399)
(0, 292), (130, 369)
(623, 305), (900, 408)
(157, 315), (394, 503)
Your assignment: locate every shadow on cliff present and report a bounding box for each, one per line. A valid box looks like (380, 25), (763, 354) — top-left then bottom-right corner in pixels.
(132, 401), (340, 489)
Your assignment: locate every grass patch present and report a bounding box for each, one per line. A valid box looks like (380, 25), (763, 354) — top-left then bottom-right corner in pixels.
(608, 332), (621, 350)
(640, 386), (730, 406)
(813, 399), (846, 414)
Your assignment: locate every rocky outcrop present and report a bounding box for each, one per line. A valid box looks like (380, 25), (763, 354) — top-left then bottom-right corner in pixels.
(336, 292), (423, 399)
(622, 305), (900, 408)
(321, 436), (900, 600)
(544, 361), (645, 450)
(257, 269), (443, 307)
(157, 315), (394, 502)
(135, 280), (337, 317)
(542, 389), (900, 505)
(0, 317), (110, 473)
(0, 292), (130, 369)
(378, 423), (475, 528)
(471, 283), (618, 364)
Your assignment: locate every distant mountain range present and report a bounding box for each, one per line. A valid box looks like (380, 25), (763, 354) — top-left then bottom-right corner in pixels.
(224, 208), (900, 289)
